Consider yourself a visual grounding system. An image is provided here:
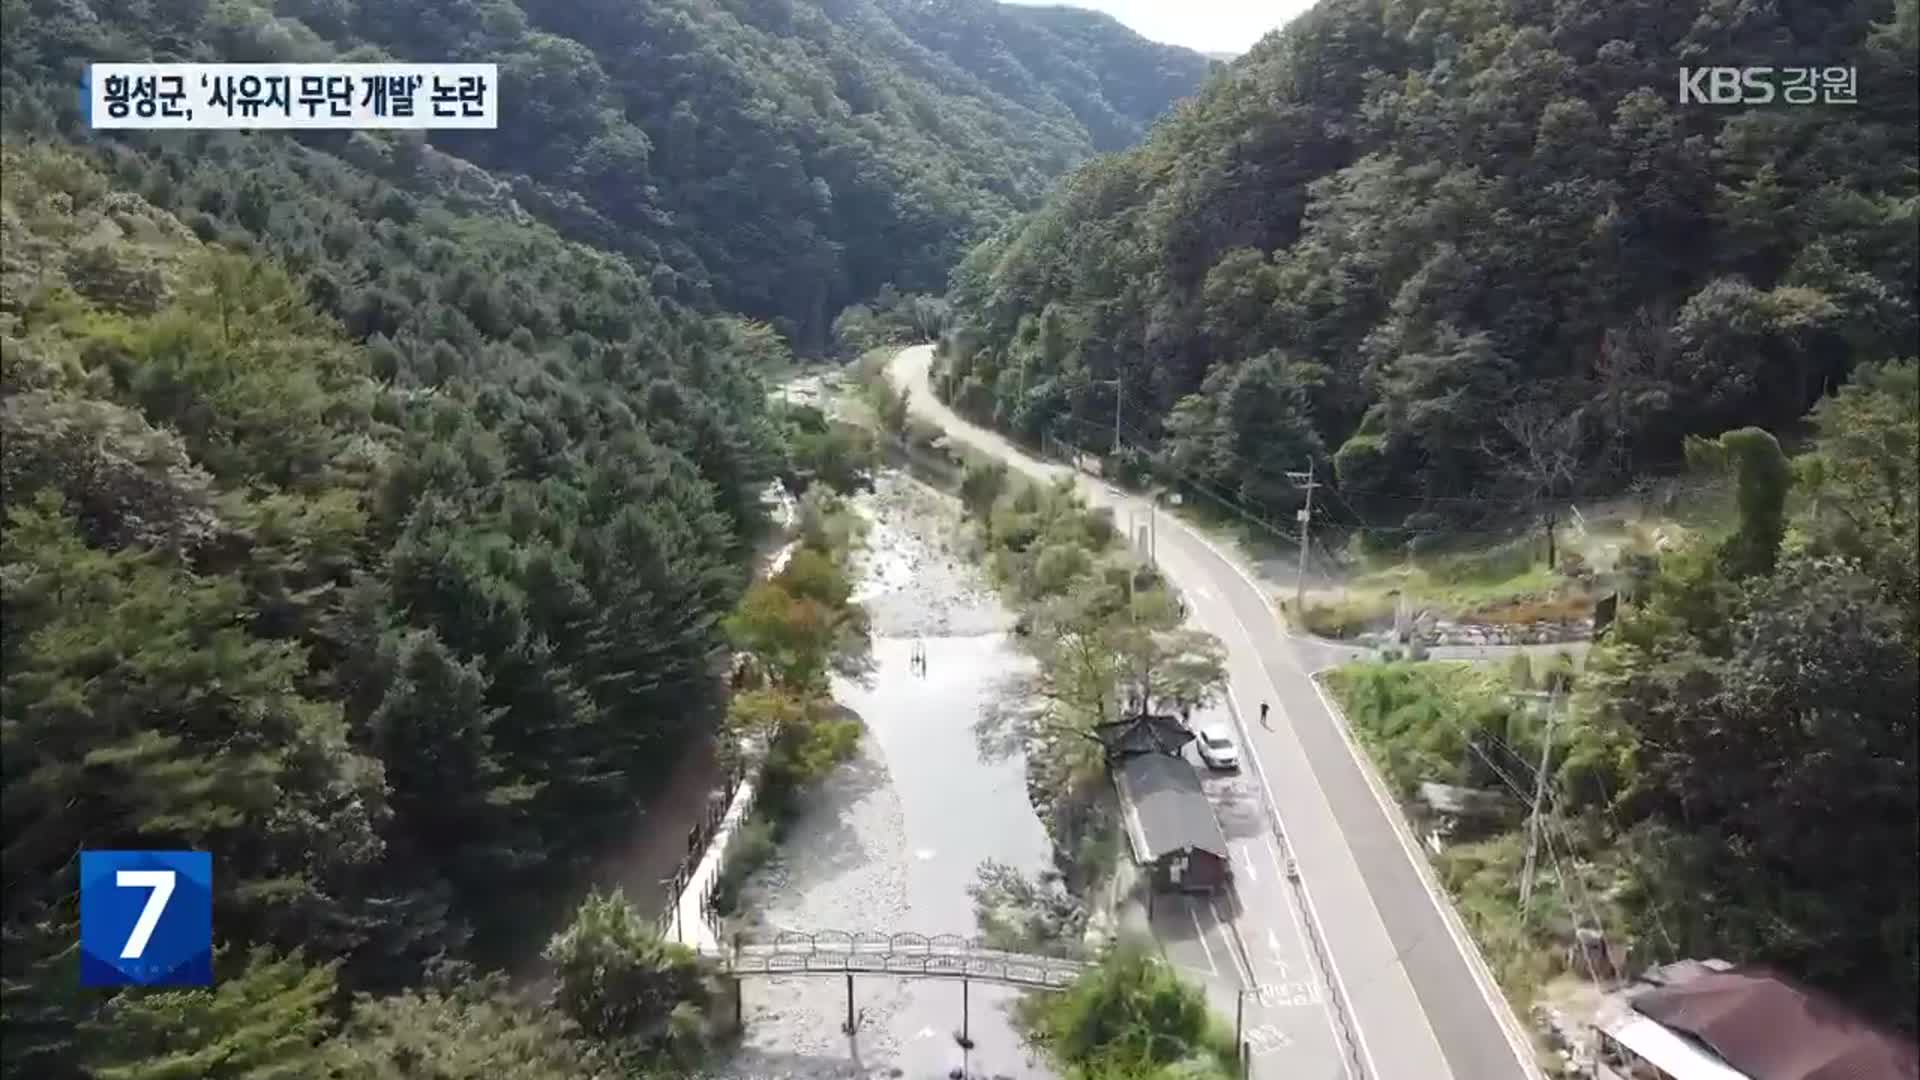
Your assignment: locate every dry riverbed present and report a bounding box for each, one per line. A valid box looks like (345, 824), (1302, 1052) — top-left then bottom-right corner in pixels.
(715, 471), (1056, 1080)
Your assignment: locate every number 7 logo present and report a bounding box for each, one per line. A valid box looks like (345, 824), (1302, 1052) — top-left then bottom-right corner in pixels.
(115, 870), (176, 959)
(80, 852), (212, 987)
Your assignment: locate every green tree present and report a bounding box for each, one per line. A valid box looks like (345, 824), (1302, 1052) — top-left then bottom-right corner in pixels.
(81, 949), (338, 1080)
(327, 978), (616, 1080)
(1017, 941), (1235, 1080)
(1, 495), (385, 957)
(1684, 427), (1793, 580)
(542, 891), (712, 1048)
(0, 135), (803, 1076)
(1796, 358), (1919, 633)
(1598, 553), (1917, 1019)
(960, 460), (1012, 524)
(724, 544), (870, 693)
(1007, 577), (1225, 751)
(940, 0), (1914, 523)
(365, 630), (537, 892)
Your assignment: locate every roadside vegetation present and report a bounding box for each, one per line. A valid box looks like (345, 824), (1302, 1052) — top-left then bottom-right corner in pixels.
(1326, 364), (1920, 1038)
(1292, 477), (1735, 640)
(1323, 656), (1600, 1016)
(828, 287), (949, 357)
(1015, 941), (1238, 1080)
(944, 457), (1228, 957)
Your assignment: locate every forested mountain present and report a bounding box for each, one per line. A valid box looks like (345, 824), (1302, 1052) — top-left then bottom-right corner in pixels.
(0, 0), (1206, 1073)
(0, 128), (787, 1074)
(933, 0), (1920, 1035)
(881, 0), (1222, 152)
(1, 0), (1210, 352)
(940, 0), (1919, 528)
(0, 0), (1198, 1065)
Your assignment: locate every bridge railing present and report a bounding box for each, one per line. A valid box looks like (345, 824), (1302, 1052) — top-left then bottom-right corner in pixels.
(715, 929), (1088, 990)
(655, 749), (753, 944)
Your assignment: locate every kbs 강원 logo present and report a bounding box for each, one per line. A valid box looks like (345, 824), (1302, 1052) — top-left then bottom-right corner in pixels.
(80, 851), (213, 987)
(1678, 66), (1858, 105)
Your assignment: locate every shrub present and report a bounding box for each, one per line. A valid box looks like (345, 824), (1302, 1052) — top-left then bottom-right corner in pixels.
(1016, 941), (1234, 1079)
(709, 817), (776, 916)
(1296, 594), (1394, 638)
(544, 890), (713, 1049)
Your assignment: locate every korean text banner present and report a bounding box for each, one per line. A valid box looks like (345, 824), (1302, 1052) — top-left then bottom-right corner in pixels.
(86, 63), (499, 129)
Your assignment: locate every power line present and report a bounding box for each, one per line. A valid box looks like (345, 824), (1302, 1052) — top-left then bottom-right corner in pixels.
(1457, 725), (1618, 982)
(1539, 810), (1609, 987)
(1057, 409), (1498, 541)
(1084, 390), (1550, 512)
(1051, 417), (1305, 549)
(1579, 753), (1682, 967)
(1055, 395), (1657, 960)
(1476, 705), (1651, 978)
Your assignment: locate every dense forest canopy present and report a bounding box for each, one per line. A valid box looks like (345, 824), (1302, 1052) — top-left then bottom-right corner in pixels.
(2, 0), (1916, 1073)
(941, 0), (1919, 528)
(0, 0), (1213, 351)
(0, 127), (787, 1074)
(0, 0), (1215, 1072)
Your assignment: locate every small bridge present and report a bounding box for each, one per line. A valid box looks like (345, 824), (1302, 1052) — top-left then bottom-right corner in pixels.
(713, 929), (1086, 991)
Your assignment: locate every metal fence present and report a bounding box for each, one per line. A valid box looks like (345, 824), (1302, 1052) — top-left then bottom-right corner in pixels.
(655, 749), (752, 943)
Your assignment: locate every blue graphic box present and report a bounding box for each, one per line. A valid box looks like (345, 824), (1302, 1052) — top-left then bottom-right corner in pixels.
(80, 851), (213, 988)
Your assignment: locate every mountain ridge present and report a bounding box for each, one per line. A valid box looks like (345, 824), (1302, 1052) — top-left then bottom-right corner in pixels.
(1, 0), (1214, 351)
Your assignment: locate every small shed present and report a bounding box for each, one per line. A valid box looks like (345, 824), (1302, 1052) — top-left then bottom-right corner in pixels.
(1114, 751), (1231, 893)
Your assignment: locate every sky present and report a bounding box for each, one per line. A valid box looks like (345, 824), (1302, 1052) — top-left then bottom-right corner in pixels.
(1003, 0), (1319, 56)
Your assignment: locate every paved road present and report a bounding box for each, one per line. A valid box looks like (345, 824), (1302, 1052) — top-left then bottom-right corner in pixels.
(1193, 731), (1350, 1077)
(890, 345), (1540, 1080)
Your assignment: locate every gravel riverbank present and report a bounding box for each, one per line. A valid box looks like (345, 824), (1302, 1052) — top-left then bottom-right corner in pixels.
(714, 471), (1055, 1080)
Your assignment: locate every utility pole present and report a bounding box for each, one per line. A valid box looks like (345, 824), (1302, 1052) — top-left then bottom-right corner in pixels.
(1517, 687), (1562, 922)
(1545, 508), (1557, 571)
(1234, 988), (1246, 1059)
(1285, 460), (1318, 609)
(1148, 493), (1157, 564)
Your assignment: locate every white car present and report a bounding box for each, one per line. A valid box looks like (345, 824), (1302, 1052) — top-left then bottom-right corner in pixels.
(1194, 724), (1240, 770)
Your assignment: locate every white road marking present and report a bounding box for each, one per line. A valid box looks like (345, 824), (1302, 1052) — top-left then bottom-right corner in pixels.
(1238, 843), (1258, 882)
(1306, 674), (1539, 1074)
(1252, 831), (1317, 974)
(1159, 482), (1529, 1076)
(1246, 1023), (1295, 1055)
(1256, 981), (1323, 1009)
(914, 848), (937, 860)
(1267, 928), (1286, 966)
(1209, 898), (1253, 986)
(1217, 674), (1372, 1080)
(1187, 901), (1218, 976)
